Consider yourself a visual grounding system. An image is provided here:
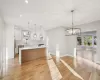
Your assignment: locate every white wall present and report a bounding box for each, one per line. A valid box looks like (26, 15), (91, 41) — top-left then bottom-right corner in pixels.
(76, 20), (100, 63)
(47, 27), (76, 57)
(0, 16), (6, 77)
(0, 17), (3, 76)
(5, 24), (14, 59)
(76, 20), (100, 32)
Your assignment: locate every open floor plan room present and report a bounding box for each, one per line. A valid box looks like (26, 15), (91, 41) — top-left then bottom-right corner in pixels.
(0, 0), (100, 80)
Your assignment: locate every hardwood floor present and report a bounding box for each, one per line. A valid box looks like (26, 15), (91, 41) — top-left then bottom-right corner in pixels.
(60, 56), (91, 80)
(2, 57), (52, 80)
(1, 54), (98, 80)
(51, 56), (81, 80)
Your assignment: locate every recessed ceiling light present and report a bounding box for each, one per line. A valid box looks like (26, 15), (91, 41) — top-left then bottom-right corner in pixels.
(20, 15), (22, 17)
(25, 0), (28, 4)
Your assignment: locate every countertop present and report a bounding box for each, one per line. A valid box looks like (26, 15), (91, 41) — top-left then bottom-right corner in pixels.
(19, 46), (46, 51)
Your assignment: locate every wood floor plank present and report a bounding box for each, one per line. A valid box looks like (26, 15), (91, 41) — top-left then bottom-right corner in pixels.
(2, 57), (52, 80)
(51, 56), (81, 80)
(1, 55), (93, 80)
(61, 56), (91, 80)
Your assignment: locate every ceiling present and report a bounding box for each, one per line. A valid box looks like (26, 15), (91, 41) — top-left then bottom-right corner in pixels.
(0, 0), (100, 30)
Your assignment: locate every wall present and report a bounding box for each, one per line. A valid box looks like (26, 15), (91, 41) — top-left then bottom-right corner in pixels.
(47, 27), (76, 57)
(76, 20), (100, 63)
(5, 24), (14, 59)
(0, 16), (3, 77)
(76, 20), (100, 32)
(81, 31), (96, 36)
(0, 16), (14, 76)
(0, 16), (6, 77)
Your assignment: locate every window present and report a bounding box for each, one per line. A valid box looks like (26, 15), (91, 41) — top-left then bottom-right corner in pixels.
(77, 35), (97, 46)
(84, 36), (92, 46)
(77, 37), (82, 45)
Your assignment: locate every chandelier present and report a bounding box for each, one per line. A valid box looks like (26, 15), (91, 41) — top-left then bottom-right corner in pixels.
(65, 10), (81, 36)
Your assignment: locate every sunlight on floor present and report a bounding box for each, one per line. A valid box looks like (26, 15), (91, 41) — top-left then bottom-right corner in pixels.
(47, 52), (84, 80)
(47, 55), (62, 80)
(60, 59), (84, 80)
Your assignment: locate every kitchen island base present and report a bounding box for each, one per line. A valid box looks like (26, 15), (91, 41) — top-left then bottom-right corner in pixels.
(19, 47), (46, 64)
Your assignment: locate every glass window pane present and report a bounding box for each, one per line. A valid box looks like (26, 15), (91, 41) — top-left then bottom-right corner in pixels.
(84, 36), (92, 46)
(77, 37), (82, 45)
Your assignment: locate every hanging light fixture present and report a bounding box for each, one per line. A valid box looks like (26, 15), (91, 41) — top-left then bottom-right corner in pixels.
(65, 10), (81, 36)
(22, 22), (31, 40)
(33, 24), (37, 38)
(39, 25), (43, 40)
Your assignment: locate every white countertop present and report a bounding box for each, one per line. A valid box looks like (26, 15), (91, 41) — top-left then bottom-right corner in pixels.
(19, 46), (46, 51)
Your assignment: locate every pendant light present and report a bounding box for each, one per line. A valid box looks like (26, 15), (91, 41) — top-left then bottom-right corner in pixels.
(22, 22), (31, 40)
(33, 24), (37, 38)
(65, 10), (81, 36)
(39, 25), (43, 40)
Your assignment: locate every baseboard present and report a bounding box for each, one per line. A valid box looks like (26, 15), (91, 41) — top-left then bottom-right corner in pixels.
(60, 54), (74, 58)
(49, 52), (74, 58)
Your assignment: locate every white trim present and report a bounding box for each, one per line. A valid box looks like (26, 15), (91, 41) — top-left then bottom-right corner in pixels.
(60, 53), (73, 57)
(49, 51), (56, 55)
(49, 52), (74, 58)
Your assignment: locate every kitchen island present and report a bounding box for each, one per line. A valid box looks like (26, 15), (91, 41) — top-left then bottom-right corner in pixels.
(19, 46), (47, 64)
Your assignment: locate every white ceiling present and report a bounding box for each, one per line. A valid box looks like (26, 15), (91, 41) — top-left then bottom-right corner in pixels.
(0, 0), (100, 30)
